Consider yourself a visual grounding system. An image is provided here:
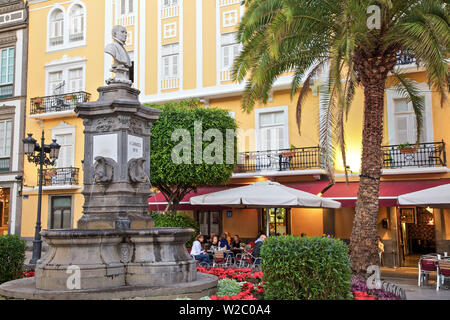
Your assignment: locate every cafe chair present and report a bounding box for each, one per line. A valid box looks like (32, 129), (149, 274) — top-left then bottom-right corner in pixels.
(418, 253), (439, 287)
(212, 250), (232, 267)
(436, 258), (450, 291)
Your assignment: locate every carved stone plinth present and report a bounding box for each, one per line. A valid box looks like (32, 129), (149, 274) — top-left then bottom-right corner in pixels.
(75, 83), (161, 230)
(125, 228), (197, 286)
(27, 228), (206, 295)
(35, 230), (125, 291)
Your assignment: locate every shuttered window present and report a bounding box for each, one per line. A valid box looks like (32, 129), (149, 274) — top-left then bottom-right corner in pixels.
(161, 43), (179, 79)
(221, 32), (240, 71)
(0, 47), (14, 98)
(394, 98), (426, 144)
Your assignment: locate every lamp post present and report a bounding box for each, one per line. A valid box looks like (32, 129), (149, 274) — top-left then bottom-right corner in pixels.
(23, 130), (61, 265)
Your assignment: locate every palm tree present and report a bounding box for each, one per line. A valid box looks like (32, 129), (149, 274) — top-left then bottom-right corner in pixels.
(234, 0), (449, 274)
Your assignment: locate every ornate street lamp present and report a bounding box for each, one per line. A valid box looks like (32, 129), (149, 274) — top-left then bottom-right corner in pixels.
(23, 130), (61, 266)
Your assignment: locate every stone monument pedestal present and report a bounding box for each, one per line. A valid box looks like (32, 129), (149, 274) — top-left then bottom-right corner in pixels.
(0, 25), (218, 299)
(75, 83), (160, 231)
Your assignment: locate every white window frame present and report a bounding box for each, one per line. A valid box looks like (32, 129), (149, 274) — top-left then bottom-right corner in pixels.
(0, 47), (14, 98)
(386, 82), (433, 145)
(254, 106), (289, 152)
(221, 32), (240, 71)
(162, 0), (179, 8)
(68, 4), (85, 43)
(0, 119), (12, 159)
(45, 57), (86, 96)
(163, 22), (177, 39)
(51, 122), (76, 169)
(223, 9), (238, 27)
(161, 43), (179, 80)
(47, 2), (87, 53)
(118, 0), (134, 16)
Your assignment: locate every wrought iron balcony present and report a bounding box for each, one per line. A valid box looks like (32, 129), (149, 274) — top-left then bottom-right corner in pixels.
(30, 91), (91, 115)
(396, 51), (416, 65)
(235, 146), (322, 174)
(382, 141), (446, 169)
(0, 157), (9, 172)
(40, 167), (80, 187)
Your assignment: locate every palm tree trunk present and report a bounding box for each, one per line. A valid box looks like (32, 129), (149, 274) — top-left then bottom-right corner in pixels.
(350, 52), (398, 275)
(350, 82), (385, 274)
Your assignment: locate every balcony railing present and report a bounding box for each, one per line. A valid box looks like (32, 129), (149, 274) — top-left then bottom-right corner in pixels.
(396, 51), (416, 65)
(40, 167), (80, 187)
(382, 141), (446, 169)
(0, 157), (9, 172)
(30, 91), (91, 115)
(235, 146), (322, 174)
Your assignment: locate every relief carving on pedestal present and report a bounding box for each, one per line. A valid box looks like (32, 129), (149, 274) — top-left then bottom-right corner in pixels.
(94, 156), (115, 184)
(95, 118), (115, 132)
(128, 158), (149, 184)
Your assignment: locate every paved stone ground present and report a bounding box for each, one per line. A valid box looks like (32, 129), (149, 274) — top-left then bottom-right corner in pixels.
(382, 276), (450, 300)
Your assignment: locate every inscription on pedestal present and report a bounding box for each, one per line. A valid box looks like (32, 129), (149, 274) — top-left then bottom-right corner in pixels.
(128, 135), (143, 161)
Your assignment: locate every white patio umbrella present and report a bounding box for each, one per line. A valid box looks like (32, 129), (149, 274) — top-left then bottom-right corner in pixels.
(398, 183), (450, 208)
(190, 180), (341, 235)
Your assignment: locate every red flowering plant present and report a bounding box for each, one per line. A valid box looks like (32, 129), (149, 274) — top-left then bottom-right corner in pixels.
(197, 267), (403, 300)
(197, 267), (265, 300)
(22, 271), (35, 278)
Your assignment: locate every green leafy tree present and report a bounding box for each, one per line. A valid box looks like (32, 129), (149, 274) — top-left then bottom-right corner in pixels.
(148, 99), (237, 214)
(234, 0), (449, 274)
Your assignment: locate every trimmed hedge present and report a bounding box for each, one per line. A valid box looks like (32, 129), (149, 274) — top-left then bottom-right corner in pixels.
(0, 234), (27, 284)
(149, 212), (199, 248)
(260, 235), (352, 300)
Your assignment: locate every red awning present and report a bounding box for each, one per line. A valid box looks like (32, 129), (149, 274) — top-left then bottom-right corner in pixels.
(148, 179), (449, 210)
(321, 179), (450, 207)
(148, 180), (330, 211)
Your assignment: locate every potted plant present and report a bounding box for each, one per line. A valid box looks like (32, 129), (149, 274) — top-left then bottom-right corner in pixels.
(280, 144), (296, 158)
(45, 167), (58, 178)
(64, 94), (77, 102)
(32, 97), (43, 105)
(398, 142), (417, 154)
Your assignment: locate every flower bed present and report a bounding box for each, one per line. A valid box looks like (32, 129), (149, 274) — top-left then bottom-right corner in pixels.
(197, 267), (404, 300)
(197, 267), (264, 300)
(351, 276), (403, 300)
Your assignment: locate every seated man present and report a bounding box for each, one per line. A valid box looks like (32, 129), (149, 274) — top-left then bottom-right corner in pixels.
(252, 233), (267, 262)
(190, 235), (210, 266)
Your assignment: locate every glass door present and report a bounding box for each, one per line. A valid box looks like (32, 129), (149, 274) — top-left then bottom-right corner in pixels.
(0, 188), (10, 235)
(261, 208), (290, 236)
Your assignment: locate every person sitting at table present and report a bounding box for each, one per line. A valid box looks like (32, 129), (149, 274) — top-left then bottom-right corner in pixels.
(207, 233), (216, 245)
(219, 233), (231, 250)
(224, 232), (232, 246)
(208, 235), (220, 251)
(190, 234), (210, 265)
(231, 235), (241, 249)
(252, 233), (266, 262)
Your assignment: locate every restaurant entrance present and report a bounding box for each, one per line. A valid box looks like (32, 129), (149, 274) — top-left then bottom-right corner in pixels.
(194, 211), (222, 238)
(398, 207), (436, 267)
(260, 208), (291, 236)
(0, 188), (10, 235)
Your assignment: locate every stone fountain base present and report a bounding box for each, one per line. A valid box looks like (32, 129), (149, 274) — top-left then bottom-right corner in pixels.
(0, 228), (217, 300)
(0, 273), (217, 300)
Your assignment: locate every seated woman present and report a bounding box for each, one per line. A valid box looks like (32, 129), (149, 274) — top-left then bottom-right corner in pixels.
(219, 233), (231, 250)
(208, 235), (220, 251)
(190, 235), (210, 266)
(231, 235), (241, 249)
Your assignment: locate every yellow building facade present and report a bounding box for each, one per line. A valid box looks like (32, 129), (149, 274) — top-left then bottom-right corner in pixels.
(22, 0), (450, 267)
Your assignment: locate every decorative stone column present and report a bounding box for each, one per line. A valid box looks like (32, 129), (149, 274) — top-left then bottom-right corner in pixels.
(75, 84), (161, 230)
